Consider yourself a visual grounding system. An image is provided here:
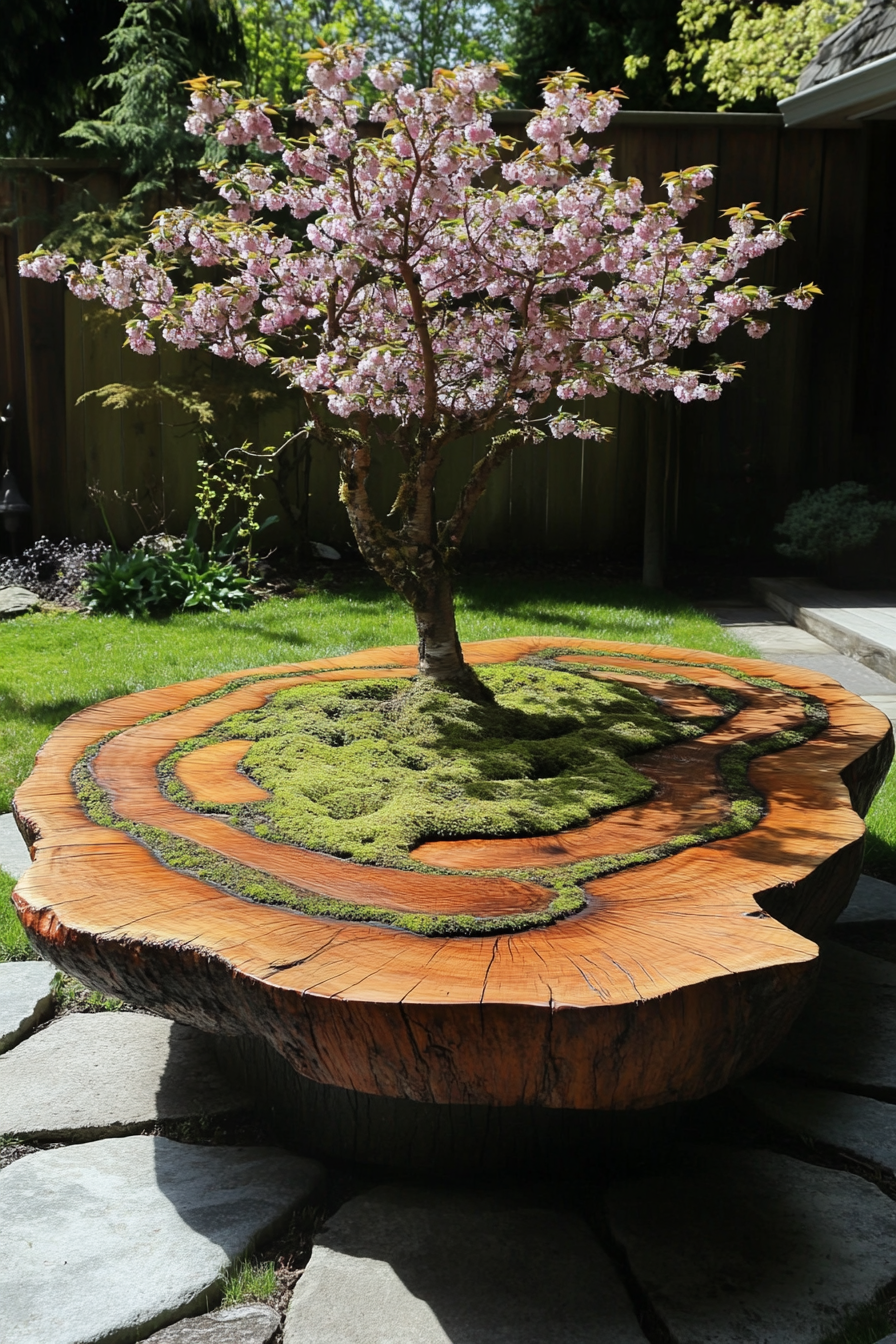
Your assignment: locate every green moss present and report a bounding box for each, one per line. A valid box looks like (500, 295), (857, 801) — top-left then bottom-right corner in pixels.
(187, 663), (698, 869)
(72, 656), (829, 938)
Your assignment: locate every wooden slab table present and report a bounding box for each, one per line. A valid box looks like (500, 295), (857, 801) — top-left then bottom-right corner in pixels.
(11, 638), (893, 1167)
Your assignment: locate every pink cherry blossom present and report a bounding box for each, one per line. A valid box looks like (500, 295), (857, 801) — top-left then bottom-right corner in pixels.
(18, 43), (819, 531)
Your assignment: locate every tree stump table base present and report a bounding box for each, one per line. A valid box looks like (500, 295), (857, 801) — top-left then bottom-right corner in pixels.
(11, 638), (893, 1165)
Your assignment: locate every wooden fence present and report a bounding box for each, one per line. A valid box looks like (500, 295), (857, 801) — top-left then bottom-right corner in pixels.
(2, 110), (894, 561)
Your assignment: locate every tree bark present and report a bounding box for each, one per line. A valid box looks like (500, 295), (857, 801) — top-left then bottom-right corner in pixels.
(642, 400), (668, 589)
(412, 548), (472, 686)
(336, 430), (494, 694)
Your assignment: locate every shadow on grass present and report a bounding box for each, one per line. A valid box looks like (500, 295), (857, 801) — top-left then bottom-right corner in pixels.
(0, 696), (91, 732)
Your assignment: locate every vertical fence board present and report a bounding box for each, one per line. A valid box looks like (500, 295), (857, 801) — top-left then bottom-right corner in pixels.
(2, 118), (889, 562)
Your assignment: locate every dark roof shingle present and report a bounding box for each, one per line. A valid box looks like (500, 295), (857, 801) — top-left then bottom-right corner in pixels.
(798, 0), (896, 90)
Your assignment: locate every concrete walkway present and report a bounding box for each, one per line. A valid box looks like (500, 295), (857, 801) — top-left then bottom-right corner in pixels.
(752, 577), (896, 686)
(704, 599), (896, 725)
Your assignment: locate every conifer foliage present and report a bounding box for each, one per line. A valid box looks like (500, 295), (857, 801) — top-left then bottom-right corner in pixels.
(65, 0), (246, 201)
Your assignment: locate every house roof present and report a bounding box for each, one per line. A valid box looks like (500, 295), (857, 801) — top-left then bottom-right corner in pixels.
(779, 0), (896, 126)
(797, 0), (896, 91)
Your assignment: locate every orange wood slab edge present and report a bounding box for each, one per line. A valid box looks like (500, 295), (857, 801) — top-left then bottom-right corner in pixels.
(10, 637), (894, 1111)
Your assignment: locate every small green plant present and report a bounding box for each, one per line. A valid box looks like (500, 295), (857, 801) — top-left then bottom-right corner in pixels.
(82, 531), (255, 617)
(221, 1257), (277, 1306)
(55, 973), (124, 1012)
(775, 482), (896, 563)
(819, 1296), (896, 1344)
(195, 448), (276, 573)
(81, 447), (277, 617)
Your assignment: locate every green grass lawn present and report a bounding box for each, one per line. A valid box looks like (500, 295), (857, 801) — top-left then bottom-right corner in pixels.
(863, 765), (896, 885)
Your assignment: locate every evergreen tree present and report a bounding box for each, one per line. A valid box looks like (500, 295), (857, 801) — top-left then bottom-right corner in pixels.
(1, 0), (122, 156)
(64, 0), (246, 199)
(512, 0), (715, 110)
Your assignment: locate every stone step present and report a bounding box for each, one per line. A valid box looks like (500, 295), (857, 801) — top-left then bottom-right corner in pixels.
(606, 1144), (896, 1344)
(772, 940), (896, 1095)
(0, 1012), (247, 1141)
(751, 576), (896, 684)
(738, 1077), (896, 1172)
(284, 1184), (648, 1344)
(0, 960), (56, 1054)
(0, 1134), (323, 1344)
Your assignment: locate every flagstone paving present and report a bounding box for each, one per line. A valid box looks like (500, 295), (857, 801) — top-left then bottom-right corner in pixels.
(772, 940), (896, 1095)
(707, 594), (896, 721)
(738, 1078), (896, 1173)
(837, 872), (896, 925)
(0, 959), (56, 1054)
(143, 1304), (280, 1343)
(0, 810), (31, 879)
(284, 1185), (648, 1344)
(606, 1145), (896, 1344)
(0, 1135), (323, 1344)
(0, 1011), (248, 1142)
(751, 577), (896, 685)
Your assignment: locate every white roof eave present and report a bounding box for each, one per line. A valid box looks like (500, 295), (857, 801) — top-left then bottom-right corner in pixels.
(779, 49), (896, 127)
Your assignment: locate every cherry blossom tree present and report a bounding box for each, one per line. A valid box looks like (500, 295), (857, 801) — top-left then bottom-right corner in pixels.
(20, 42), (818, 692)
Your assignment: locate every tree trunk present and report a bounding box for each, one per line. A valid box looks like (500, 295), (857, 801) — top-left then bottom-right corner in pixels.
(414, 553), (464, 679)
(642, 401), (667, 589)
(413, 549), (490, 698)
(14, 637), (892, 1151)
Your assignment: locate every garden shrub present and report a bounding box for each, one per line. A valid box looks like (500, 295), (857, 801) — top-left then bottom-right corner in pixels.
(0, 536), (108, 604)
(82, 527), (254, 616)
(775, 482), (896, 563)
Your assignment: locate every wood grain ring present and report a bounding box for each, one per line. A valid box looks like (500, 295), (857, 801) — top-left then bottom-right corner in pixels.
(11, 637), (893, 1111)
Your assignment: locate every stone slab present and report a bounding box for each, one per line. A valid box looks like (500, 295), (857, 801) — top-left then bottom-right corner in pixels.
(718, 622), (837, 655)
(607, 1144), (896, 1344)
(284, 1184), (647, 1344)
(0, 960), (56, 1055)
(752, 576), (896, 682)
(772, 940), (896, 1093)
(0, 812), (31, 879)
(0, 1011), (247, 1140)
(144, 1304), (280, 1343)
(0, 1134), (323, 1344)
(837, 873), (896, 925)
(0, 585), (40, 618)
(864, 694), (896, 724)
(738, 1078), (896, 1171)
(772, 651), (896, 695)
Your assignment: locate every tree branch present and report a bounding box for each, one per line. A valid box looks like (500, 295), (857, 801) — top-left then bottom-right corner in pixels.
(438, 426), (543, 549)
(397, 261), (438, 427)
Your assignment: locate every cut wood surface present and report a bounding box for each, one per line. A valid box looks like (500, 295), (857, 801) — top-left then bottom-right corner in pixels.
(11, 638), (894, 1111)
(174, 740), (270, 804)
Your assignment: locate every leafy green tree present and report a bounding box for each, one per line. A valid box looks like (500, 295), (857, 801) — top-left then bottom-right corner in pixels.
(237, 0), (514, 99)
(237, 0), (378, 100)
(667, 0), (862, 111)
(512, 0), (714, 110)
(378, 0), (515, 87)
(1, 0), (121, 156)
